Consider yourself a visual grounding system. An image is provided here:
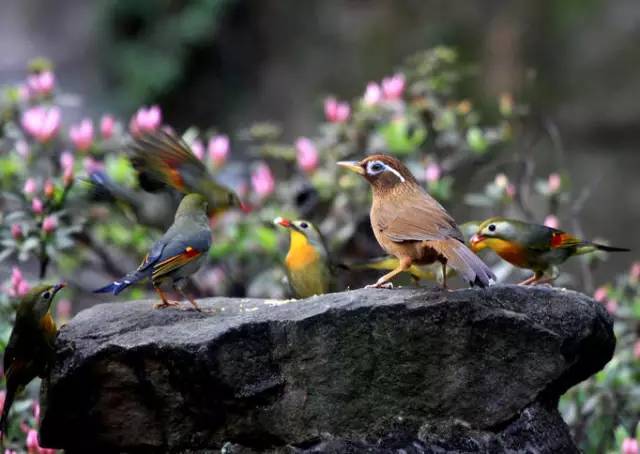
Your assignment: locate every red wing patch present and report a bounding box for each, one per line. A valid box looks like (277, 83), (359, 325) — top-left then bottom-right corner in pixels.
(551, 232), (580, 248)
(152, 247), (202, 280)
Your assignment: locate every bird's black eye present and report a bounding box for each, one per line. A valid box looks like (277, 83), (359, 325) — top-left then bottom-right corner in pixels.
(300, 222), (308, 229)
(488, 224), (496, 232)
(42, 291), (51, 299)
(371, 163), (383, 172)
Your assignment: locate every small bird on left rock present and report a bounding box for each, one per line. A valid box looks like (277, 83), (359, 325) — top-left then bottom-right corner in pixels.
(274, 217), (332, 298)
(94, 193), (212, 310)
(338, 155), (495, 288)
(1, 283), (65, 440)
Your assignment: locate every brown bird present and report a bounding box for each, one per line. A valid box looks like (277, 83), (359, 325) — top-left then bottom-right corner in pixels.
(337, 155), (495, 288)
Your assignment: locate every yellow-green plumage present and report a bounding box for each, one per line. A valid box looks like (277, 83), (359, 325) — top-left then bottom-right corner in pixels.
(275, 218), (332, 298)
(1, 283), (65, 438)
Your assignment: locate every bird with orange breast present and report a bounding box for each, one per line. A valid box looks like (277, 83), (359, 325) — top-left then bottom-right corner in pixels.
(337, 155), (495, 288)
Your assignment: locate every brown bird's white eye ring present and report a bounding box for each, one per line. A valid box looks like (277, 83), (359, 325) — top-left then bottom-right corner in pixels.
(366, 161), (406, 182)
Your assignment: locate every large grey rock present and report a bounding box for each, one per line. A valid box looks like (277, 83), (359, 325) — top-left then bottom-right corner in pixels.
(39, 286), (614, 453)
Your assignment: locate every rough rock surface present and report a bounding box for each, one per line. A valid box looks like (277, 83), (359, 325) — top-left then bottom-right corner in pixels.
(40, 286), (614, 453)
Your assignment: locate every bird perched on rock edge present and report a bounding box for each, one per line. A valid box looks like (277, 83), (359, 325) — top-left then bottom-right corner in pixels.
(470, 217), (630, 285)
(337, 155), (495, 288)
(94, 193), (212, 310)
(1, 283), (65, 440)
(274, 217), (332, 298)
(128, 130), (245, 215)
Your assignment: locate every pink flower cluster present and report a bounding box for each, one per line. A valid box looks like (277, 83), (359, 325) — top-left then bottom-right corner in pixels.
(295, 137), (319, 174)
(623, 438), (639, 454)
(69, 119), (94, 152)
(129, 105), (162, 136)
(27, 71), (55, 98)
(251, 163), (275, 199)
(425, 162), (441, 183)
(208, 135), (230, 167)
(324, 97), (350, 123)
(593, 286), (617, 314)
(21, 106), (61, 143)
(362, 73), (406, 107)
(9, 267), (29, 297)
(60, 151), (75, 187)
(494, 173), (516, 198)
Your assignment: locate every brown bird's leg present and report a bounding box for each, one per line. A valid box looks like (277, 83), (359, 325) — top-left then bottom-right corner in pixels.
(175, 285), (202, 312)
(153, 286), (180, 309)
(366, 257), (412, 289)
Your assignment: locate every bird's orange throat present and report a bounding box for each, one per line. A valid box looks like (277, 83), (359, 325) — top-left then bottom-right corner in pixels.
(40, 312), (56, 335)
(285, 231), (320, 270)
(475, 237), (528, 268)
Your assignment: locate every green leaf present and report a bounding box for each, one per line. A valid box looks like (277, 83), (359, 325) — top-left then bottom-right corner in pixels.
(466, 127), (488, 154)
(380, 117), (427, 155)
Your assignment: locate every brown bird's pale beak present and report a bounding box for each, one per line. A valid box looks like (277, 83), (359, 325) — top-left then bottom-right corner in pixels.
(337, 161), (365, 175)
(469, 234), (486, 252)
(273, 217), (292, 228)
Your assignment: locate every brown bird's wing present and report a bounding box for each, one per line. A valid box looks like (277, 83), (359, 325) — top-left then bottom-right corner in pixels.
(375, 187), (494, 286)
(375, 186), (464, 242)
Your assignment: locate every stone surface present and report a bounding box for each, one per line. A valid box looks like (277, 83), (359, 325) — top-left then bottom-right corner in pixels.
(40, 285), (614, 453)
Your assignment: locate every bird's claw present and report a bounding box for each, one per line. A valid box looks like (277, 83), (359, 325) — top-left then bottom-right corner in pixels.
(154, 300), (181, 309)
(365, 282), (394, 289)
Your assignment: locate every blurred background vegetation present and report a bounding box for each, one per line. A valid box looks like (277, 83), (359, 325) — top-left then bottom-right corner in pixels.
(0, 1), (639, 453)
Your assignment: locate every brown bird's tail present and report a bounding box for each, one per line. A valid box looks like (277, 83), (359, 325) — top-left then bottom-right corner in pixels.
(0, 384), (15, 442)
(433, 239), (495, 287)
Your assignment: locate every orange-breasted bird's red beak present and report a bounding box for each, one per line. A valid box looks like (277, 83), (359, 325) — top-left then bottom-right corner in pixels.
(337, 161), (365, 175)
(53, 282), (66, 294)
(469, 234), (486, 252)
(273, 217), (291, 228)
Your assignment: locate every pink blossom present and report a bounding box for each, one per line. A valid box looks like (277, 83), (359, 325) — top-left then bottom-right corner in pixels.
(11, 224), (23, 240)
(506, 183), (516, 198)
(26, 429), (39, 453)
(42, 216), (58, 234)
(634, 340), (640, 360)
(16, 140), (30, 158)
(24, 178), (37, 196)
(208, 135), (230, 167)
(10, 267), (29, 297)
(425, 163), (441, 183)
(630, 262), (640, 283)
(548, 173), (561, 193)
(543, 215), (559, 229)
(295, 137), (319, 173)
(251, 162), (275, 198)
(0, 391), (4, 416)
(129, 105), (162, 136)
(69, 118), (94, 152)
(593, 286), (608, 302)
(83, 157), (104, 174)
(363, 82), (382, 106)
(44, 179), (55, 199)
(32, 197), (44, 215)
(60, 151), (75, 186)
(606, 299), (618, 315)
(27, 70), (55, 97)
(622, 438), (639, 454)
(381, 73), (406, 100)
(100, 114), (115, 139)
(324, 97), (350, 123)
(56, 298), (72, 321)
(21, 106), (61, 143)
(191, 139), (205, 161)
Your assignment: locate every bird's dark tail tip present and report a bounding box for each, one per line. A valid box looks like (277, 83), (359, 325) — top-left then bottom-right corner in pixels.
(594, 243), (630, 253)
(93, 279), (133, 295)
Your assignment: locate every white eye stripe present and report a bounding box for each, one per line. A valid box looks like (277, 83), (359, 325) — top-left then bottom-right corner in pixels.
(366, 160), (405, 182)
